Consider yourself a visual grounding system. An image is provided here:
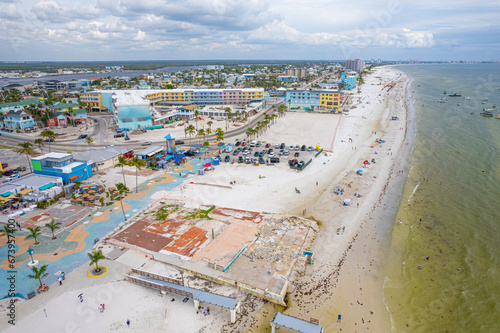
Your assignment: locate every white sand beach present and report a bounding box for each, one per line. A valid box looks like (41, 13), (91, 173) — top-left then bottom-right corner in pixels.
(2, 66), (413, 332)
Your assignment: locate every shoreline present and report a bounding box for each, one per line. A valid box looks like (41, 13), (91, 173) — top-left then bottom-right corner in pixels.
(278, 68), (417, 332)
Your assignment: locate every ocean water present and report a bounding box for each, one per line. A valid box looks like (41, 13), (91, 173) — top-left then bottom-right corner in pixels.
(383, 64), (500, 332)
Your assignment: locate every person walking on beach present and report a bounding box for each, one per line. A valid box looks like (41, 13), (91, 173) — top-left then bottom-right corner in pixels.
(58, 277), (62, 286)
(126, 319), (130, 327)
(61, 272), (65, 281)
(337, 314), (342, 323)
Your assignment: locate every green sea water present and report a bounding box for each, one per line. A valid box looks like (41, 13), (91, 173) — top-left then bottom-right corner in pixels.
(384, 64), (500, 332)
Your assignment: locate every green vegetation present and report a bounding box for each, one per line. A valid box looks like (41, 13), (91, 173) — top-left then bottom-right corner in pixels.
(88, 250), (106, 272)
(185, 206), (215, 220)
(27, 264), (49, 288)
(25, 226), (42, 244)
(155, 205), (179, 221)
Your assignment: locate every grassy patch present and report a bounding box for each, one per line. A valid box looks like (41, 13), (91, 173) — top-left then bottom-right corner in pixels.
(155, 204), (179, 221)
(184, 206), (215, 220)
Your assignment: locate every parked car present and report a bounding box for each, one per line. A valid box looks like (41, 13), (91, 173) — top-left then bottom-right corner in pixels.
(232, 150), (239, 156)
(16, 166), (26, 172)
(280, 143), (286, 149)
(294, 152), (300, 157)
(270, 157), (280, 163)
(265, 143), (271, 148)
(254, 151), (259, 157)
(258, 151), (264, 157)
(78, 134), (88, 139)
(295, 145), (300, 150)
(307, 146), (313, 152)
(44, 138), (54, 142)
(245, 157), (251, 164)
(238, 156), (244, 163)
(114, 133), (125, 138)
(301, 145), (307, 151)
(235, 141), (241, 146)
(141, 141), (152, 146)
(278, 150), (284, 156)
(274, 144), (280, 149)
(298, 160), (305, 168)
(124, 136), (130, 141)
(224, 155), (231, 162)
(1, 163), (7, 168)
(255, 142), (261, 147)
(259, 157), (266, 164)
(269, 151), (275, 157)
(288, 159), (299, 166)
(267, 148), (273, 154)
(250, 140), (257, 147)
(2, 169), (17, 176)
(241, 141), (246, 146)
(289, 145), (294, 151)
(283, 150), (290, 156)
(5, 173), (20, 182)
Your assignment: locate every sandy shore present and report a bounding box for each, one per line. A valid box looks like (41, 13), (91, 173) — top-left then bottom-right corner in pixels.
(3, 66), (414, 332)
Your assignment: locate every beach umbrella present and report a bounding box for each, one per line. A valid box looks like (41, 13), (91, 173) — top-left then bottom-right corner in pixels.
(357, 170), (363, 173)
(363, 160), (369, 164)
(202, 163), (211, 167)
(335, 186), (341, 189)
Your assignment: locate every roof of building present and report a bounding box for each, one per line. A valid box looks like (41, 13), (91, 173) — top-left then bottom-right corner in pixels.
(271, 313), (323, 333)
(4, 110), (28, 117)
(0, 97), (44, 109)
(136, 145), (163, 156)
(130, 273), (239, 310)
(31, 152), (71, 161)
(0, 173), (63, 195)
(51, 102), (79, 110)
(73, 146), (131, 164)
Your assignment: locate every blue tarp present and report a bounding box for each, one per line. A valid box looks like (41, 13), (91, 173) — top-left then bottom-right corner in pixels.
(1, 191), (12, 197)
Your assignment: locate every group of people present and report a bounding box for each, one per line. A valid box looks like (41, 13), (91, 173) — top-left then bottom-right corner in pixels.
(99, 304), (106, 312)
(336, 226), (345, 235)
(196, 306), (211, 316)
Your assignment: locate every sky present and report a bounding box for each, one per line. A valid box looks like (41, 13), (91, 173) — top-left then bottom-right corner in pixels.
(0, 0), (499, 62)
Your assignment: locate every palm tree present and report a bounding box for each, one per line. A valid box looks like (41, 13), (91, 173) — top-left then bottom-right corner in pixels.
(0, 224), (15, 242)
(207, 120), (213, 132)
(196, 129), (205, 146)
(194, 110), (200, 130)
(88, 250), (106, 272)
(116, 182), (129, 221)
(85, 136), (93, 148)
(27, 264), (49, 288)
(45, 219), (61, 239)
(215, 127), (224, 155)
(129, 156), (145, 193)
(34, 138), (45, 154)
(26, 226), (42, 244)
(224, 107), (231, 130)
(114, 155), (129, 187)
(14, 142), (37, 173)
(185, 124), (195, 145)
(41, 129), (55, 152)
(246, 128), (253, 140)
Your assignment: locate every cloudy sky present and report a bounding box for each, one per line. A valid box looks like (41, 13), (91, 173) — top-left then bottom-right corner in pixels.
(0, 0), (498, 61)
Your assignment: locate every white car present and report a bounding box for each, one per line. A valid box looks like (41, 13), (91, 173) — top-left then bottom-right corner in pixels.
(5, 174), (20, 182)
(141, 141), (152, 146)
(268, 151), (275, 157)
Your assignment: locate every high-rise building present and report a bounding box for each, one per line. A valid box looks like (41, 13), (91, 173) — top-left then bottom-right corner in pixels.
(285, 68), (307, 79)
(345, 59), (365, 72)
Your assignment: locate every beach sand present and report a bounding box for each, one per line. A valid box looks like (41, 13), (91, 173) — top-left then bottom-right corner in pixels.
(3, 66), (414, 332)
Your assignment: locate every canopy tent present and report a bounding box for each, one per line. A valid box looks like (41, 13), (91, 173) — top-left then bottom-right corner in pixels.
(363, 160), (369, 164)
(69, 175), (79, 181)
(202, 163), (211, 167)
(18, 188), (33, 195)
(357, 170), (363, 173)
(1, 191), (13, 197)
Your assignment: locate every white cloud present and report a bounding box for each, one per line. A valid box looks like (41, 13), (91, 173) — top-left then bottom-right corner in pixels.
(0, 3), (21, 19)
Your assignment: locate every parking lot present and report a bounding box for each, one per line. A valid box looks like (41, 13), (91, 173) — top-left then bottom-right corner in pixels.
(219, 140), (319, 170)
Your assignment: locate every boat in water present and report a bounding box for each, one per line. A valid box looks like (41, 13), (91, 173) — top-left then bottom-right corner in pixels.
(493, 104), (496, 108)
(449, 92), (462, 97)
(495, 114), (500, 119)
(457, 103), (461, 106)
(465, 96), (470, 100)
(443, 90), (447, 95)
(480, 111), (493, 117)
(437, 98), (447, 103)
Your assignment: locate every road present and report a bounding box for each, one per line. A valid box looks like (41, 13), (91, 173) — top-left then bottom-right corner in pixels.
(0, 100), (285, 153)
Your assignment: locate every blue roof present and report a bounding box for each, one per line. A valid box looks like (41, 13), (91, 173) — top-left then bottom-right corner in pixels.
(164, 133), (176, 139)
(132, 274), (238, 309)
(272, 313), (323, 333)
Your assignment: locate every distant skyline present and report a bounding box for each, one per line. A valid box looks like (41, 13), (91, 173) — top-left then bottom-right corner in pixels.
(0, 0), (498, 62)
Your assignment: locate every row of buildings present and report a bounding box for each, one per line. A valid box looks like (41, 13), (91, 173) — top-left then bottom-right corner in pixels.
(0, 99), (88, 129)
